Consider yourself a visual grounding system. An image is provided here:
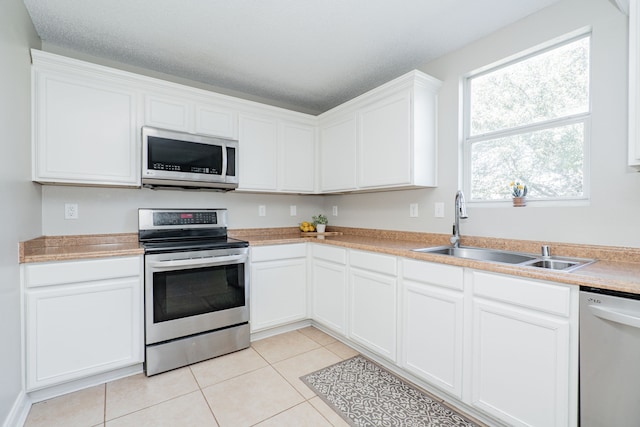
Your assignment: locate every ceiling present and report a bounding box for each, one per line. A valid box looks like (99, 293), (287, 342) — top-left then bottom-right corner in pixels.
(23, 0), (561, 115)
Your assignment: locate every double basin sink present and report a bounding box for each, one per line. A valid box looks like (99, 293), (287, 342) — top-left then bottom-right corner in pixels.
(412, 245), (594, 272)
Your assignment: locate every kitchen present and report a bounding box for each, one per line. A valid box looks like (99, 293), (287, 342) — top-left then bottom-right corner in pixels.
(2, 0), (640, 426)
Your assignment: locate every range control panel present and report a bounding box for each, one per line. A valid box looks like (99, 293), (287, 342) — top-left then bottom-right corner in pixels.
(139, 208), (227, 231)
(153, 211), (217, 226)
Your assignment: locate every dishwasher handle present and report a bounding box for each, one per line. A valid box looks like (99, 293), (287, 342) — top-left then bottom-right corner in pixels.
(588, 304), (640, 329)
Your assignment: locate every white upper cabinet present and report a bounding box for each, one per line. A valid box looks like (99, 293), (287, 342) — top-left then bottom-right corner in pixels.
(31, 50), (441, 193)
(195, 102), (237, 139)
(32, 51), (140, 187)
(279, 120), (315, 193)
(238, 114), (279, 191)
(629, 0), (640, 169)
(144, 93), (237, 139)
(238, 113), (316, 193)
(318, 70), (442, 193)
(358, 90), (412, 188)
(319, 115), (358, 192)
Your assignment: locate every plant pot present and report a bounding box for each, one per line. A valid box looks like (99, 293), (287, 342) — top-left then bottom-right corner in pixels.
(316, 224), (327, 233)
(512, 197), (527, 207)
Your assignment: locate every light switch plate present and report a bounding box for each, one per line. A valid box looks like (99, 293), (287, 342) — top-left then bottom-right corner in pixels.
(332, 206), (338, 216)
(258, 205), (266, 217)
(434, 202), (445, 218)
(290, 205), (297, 216)
(409, 203), (419, 218)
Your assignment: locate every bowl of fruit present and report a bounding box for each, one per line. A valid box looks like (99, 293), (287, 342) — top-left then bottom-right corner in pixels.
(299, 221), (316, 233)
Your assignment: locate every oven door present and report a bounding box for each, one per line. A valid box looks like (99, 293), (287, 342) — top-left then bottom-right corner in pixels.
(144, 247), (249, 345)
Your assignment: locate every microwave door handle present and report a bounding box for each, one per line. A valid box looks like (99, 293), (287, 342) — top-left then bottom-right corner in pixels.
(147, 254), (247, 270)
(221, 143), (227, 178)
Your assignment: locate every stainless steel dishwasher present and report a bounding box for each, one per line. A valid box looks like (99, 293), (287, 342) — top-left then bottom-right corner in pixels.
(580, 287), (640, 426)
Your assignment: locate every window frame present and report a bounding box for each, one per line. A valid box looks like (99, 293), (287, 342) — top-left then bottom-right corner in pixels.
(461, 31), (592, 206)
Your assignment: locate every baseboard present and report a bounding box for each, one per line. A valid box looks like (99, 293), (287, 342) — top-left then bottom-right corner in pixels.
(250, 319), (312, 342)
(27, 363), (143, 404)
(2, 391), (31, 427)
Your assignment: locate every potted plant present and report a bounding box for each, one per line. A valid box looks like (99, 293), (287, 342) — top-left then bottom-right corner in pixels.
(312, 214), (329, 233)
(509, 181), (528, 207)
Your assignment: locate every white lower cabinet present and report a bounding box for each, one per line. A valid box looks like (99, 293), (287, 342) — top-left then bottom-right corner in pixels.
(311, 245), (348, 335)
(23, 256), (143, 391)
(248, 244), (578, 426)
(469, 270), (577, 427)
(348, 250), (397, 362)
(250, 244), (307, 332)
(401, 260), (465, 399)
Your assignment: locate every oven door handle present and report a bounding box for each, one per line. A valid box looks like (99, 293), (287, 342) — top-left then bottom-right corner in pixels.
(147, 254), (247, 269)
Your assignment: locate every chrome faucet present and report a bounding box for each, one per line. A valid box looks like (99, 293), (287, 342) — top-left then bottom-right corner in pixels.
(450, 190), (468, 248)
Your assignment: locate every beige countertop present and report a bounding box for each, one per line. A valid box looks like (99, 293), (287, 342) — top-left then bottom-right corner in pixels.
(20, 227), (640, 294)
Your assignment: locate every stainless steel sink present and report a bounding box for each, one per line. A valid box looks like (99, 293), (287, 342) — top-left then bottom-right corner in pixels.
(413, 246), (537, 264)
(412, 245), (594, 272)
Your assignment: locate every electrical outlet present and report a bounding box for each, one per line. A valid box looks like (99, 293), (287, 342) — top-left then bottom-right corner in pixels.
(409, 203), (419, 218)
(258, 205), (266, 217)
(332, 206), (338, 216)
(64, 203), (79, 220)
(290, 205), (297, 216)
(434, 202), (445, 218)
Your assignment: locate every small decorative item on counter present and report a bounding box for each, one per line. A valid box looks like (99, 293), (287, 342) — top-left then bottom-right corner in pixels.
(509, 180), (528, 207)
(299, 221), (316, 232)
(312, 214), (329, 233)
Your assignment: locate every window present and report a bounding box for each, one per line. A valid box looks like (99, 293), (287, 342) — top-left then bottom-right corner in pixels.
(463, 34), (591, 202)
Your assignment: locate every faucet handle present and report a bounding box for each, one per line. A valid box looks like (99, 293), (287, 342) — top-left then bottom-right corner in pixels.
(541, 245), (551, 258)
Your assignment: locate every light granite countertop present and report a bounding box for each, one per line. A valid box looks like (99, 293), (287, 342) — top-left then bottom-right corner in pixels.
(20, 227), (640, 295)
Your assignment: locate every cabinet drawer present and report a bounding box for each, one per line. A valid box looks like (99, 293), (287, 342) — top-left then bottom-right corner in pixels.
(312, 244), (346, 264)
(402, 259), (463, 291)
(472, 271), (571, 317)
(251, 243), (306, 262)
(24, 256), (141, 288)
(349, 250), (396, 275)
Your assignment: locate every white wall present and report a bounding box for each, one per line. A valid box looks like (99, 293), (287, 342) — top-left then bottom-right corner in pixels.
(42, 186), (325, 234)
(322, 0), (640, 248)
(0, 0), (42, 424)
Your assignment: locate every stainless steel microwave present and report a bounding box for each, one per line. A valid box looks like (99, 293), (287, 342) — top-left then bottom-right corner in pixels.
(141, 127), (239, 190)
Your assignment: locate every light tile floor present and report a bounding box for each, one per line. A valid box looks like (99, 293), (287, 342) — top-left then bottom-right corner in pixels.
(24, 327), (358, 427)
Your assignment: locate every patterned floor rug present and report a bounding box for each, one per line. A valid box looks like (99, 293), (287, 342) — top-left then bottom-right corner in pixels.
(301, 355), (481, 427)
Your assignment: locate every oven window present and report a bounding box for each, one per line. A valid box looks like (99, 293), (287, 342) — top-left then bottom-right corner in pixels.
(152, 264), (245, 323)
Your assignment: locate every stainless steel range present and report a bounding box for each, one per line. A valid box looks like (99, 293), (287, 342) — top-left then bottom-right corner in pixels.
(139, 208), (250, 376)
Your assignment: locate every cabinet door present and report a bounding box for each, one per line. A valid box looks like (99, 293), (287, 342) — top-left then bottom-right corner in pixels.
(195, 103), (237, 139)
(319, 116), (357, 192)
(471, 299), (571, 427)
(349, 268), (397, 361)
(358, 90), (412, 188)
(403, 281), (464, 399)
(630, 0), (640, 169)
(32, 71), (139, 186)
(26, 278), (143, 390)
(144, 95), (191, 132)
(279, 121), (315, 193)
(250, 258), (307, 331)
(312, 259), (347, 335)
(238, 114), (278, 191)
